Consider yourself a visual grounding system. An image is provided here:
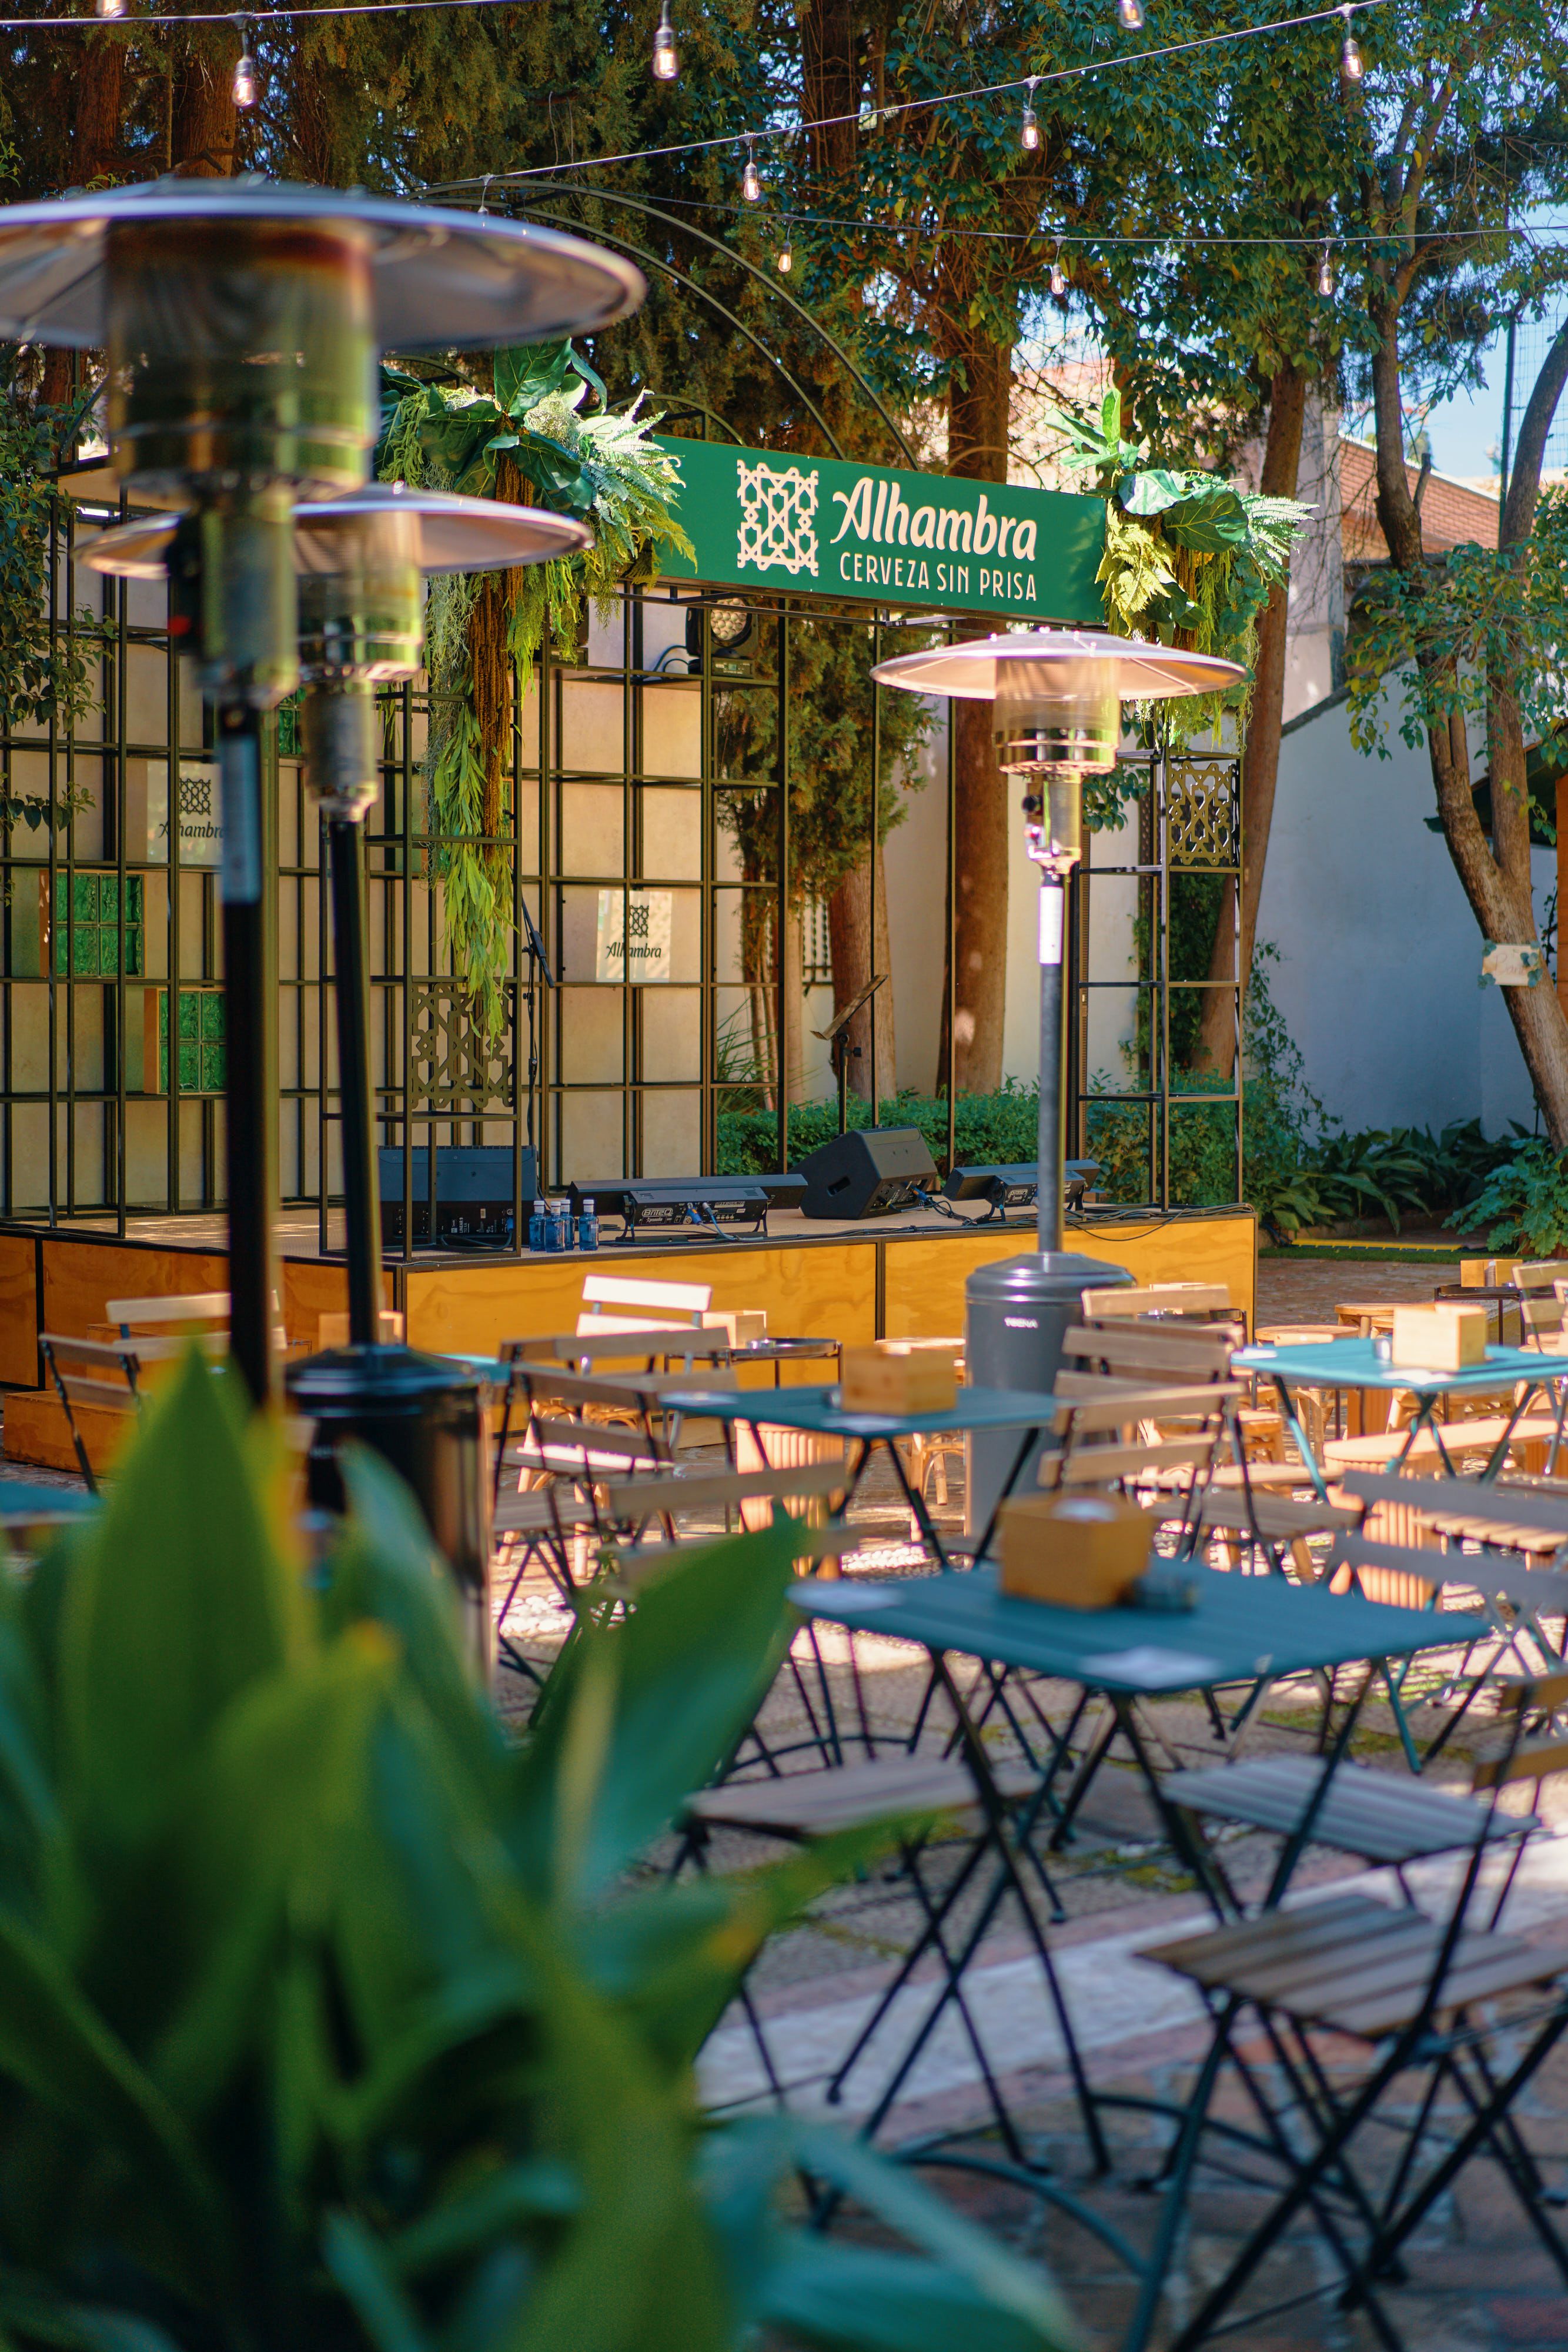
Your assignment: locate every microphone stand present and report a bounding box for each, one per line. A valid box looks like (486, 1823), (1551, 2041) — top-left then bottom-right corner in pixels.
(519, 896), (554, 1180)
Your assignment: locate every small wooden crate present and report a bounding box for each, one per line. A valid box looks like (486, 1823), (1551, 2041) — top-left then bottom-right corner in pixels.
(841, 1341), (958, 1415)
(998, 1492), (1154, 1608)
(1390, 1302), (1487, 1372)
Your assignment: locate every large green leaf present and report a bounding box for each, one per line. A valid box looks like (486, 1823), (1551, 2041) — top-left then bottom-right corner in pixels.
(142, 1629), (394, 2115)
(58, 1354), (307, 1857)
(576, 1825), (910, 2074)
(0, 1907), (228, 2302)
(703, 2120), (1084, 2352)
(507, 1525), (800, 1902)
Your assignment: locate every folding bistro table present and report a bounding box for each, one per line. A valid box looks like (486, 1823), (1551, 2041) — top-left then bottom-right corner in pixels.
(784, 1564), (1488, 2176)
(661, 1383), (1064, 1566)
(1235, 1334), (1568, 1491)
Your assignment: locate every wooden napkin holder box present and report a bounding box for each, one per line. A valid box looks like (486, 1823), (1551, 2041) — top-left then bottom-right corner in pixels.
(840, 1341), (958, 1415)
(998, 1492), (1155, 1609)
(1389, 1302), (1487, 1372)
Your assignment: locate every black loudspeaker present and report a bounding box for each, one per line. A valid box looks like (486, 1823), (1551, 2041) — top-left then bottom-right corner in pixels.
(378, 1145), (538, 1247)
(798, 1126), (938, 1220)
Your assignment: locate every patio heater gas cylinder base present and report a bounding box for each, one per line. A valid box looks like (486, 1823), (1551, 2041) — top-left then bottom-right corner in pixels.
(289, 1345), (492, 1683)
(964, 1249), (1132, 1546)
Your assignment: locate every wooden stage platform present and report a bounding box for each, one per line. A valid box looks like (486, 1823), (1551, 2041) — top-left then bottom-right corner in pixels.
(0, 1201), (1256, 1471)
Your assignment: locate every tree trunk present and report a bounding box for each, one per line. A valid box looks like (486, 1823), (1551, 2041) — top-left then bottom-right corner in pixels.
(800, 0), (859, 179)
(1194, 361), (1308, 1077)
(937, 333), (1012, 1098)
(40, 34), (125, 411)
(170, 41), (238, 178)
(826, 846), (895, 1101)
(1370, 306), (1568, 1145)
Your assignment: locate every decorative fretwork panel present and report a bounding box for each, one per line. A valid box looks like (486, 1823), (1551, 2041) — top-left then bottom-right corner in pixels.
(409, 981), (513, 1111)
(1165, 757), (1241, 868)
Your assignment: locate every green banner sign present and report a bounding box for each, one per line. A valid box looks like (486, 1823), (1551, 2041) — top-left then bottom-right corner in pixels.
(652, 437), (1106, 624)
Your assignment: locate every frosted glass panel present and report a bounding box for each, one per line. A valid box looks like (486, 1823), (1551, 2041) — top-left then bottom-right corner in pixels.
(641, 786), (701, 880)
(559, 985), (623, 1083)
(641, 684), (701, 779)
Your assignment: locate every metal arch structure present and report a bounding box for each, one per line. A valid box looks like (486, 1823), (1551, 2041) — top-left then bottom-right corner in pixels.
(434, 178), (921, 472)
(0, 229), (1241, 1244)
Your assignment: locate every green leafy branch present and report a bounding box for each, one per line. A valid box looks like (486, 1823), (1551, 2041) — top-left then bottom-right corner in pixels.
(1345, 489), (1568, 760)
(1057, 389), (1310, 742)
(379, 343), (693, 1035)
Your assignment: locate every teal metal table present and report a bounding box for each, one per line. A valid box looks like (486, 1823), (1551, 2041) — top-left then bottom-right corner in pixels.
(1235, 1335), (1568, 1489)
(662, 1383), (1064, 1566)
(784, 1565), (1487, 2177)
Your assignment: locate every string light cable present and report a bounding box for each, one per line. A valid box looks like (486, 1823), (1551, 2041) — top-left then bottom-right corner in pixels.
(430, 0), (1394, 196)
(15, 0), (547, 28)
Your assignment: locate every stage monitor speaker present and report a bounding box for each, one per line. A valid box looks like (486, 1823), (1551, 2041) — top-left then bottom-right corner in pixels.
(798, 1126), (937, 1220)
(378, 1145), (538, 1247)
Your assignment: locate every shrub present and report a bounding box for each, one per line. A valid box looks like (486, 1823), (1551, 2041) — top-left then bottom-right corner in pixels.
(0, 1353), (1083, 2352)
(1453, 1135), (1568, 1257)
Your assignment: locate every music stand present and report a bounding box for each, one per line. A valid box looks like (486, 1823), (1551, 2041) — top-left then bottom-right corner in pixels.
(813, 974), (887, 1135)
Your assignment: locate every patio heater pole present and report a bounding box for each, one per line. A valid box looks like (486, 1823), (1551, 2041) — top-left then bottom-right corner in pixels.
(871, 630), (1245, 1539)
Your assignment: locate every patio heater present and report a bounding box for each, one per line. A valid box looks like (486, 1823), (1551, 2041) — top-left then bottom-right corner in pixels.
(0, 179), (641, 1412)
(869, 628), (1245, 1535)
(83, 484), (589, 1676)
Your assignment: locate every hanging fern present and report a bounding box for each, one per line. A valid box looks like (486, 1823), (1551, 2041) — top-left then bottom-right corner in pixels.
(1059, 389), (1310, 746)
(377, 345), (693, 1036)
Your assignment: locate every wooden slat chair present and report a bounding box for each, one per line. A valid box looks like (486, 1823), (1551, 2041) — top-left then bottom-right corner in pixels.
(1319, 1299), (1568, 1484)
(576, 1269), (711, 1338)
(1134, 1673), (1568, 2352)
(102, 1291), (290, 1357)
(38, 1332), (146, 1488)
(679, 1733), (1073, 2149)
(490, 1462), (855, 1686)
(1047, 1318), (1243, 1549)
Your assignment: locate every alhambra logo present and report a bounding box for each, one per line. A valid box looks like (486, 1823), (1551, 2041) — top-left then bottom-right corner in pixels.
(736, 457), (820, 576)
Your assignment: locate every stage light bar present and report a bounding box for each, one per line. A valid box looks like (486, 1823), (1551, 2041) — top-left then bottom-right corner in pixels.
(942, 1159), (1101, 1221)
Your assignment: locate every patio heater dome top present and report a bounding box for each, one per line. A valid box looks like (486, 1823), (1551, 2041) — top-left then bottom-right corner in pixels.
(78, 481), (593, 582)
(870, 626), (1246, 703)
(0, 176), (646, 350)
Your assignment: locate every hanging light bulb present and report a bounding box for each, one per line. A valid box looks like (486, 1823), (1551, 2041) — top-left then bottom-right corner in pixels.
(777, 221), (794, 273)
(651, 0), (679, 83)
(1339, 5), (1363, 82)
(1117, 0), (1145, 28)
(1316, 243), (1335, 297)
(1050, 250), (1067, 298)
(95, 0), (126, 19)
(1020, 78), (1041, 151)
(232, 20), (257, 108)
(741, 139), (762, 203)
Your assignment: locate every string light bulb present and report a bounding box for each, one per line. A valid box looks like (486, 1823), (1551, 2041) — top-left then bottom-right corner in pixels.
(232, 21), (257, 107)
(1050, 250), (1067, 298)
(651, 0), (679, 83)
(1316, 244), (1335, 296)
(1020, 78), (1040, 151)
(1117, 0), (1145, 28)
(1339, 5), (1363, 82)
(95, 0), (126, 18)
(777, 221), (793, 273)
(741, 139), (762, 202)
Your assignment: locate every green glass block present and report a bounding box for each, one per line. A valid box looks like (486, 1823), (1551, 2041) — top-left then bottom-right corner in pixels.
(201, 1044), (226, 1091)
(177, 1040), (201, 1091)
(125, 877), (143, 924)
(97, 927), (119, 977)
(177, 991), (200, 1042)
(71, 873), (97, 925)
(124, 928), (143, 978)
(200, 994), (225, 1041)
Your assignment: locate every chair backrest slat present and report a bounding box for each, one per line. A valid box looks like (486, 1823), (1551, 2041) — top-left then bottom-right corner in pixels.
(1048, 1438), (1216, 1485)
(529, 1415), (674, 1464)
(1496, 1668), (1568, 1715)
(580, 1271), (711, 1319)
(1342, 1471), (1568, 1540)
(1473, 1735), (1568, 1789)
(600, 1461), (847, 1518)
(1061, 1324), (1237, 1381)
(103, 1290), (231, 1328)
(504, 1328), (733, 1368)
(1081, 1281), (1232, 1319)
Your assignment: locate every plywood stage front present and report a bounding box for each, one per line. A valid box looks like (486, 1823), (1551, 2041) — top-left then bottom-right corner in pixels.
(0, 1202), (1256, 1471)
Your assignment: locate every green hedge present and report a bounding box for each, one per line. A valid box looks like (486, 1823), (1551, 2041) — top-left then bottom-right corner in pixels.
(714, 1083), (1042, 1176)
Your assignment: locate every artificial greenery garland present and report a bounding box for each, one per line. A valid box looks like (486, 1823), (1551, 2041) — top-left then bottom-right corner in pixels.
(379, 345), (692, 1036)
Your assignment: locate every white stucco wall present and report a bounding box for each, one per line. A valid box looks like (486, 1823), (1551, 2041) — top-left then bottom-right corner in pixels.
(1260, 678), (1547, 1137)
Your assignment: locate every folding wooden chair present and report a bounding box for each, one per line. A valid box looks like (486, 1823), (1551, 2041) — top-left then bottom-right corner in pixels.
(1047, 1316), (1242, 1549)
(39, 1332), (152, 1490)
(1130, 1671), (1568, 2352)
